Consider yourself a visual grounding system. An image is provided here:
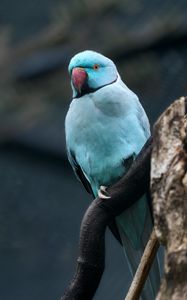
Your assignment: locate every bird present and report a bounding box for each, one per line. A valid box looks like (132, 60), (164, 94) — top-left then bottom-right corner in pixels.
(65, 50), (161, 299)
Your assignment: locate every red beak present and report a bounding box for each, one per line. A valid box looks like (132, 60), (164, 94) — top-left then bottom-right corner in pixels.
(72, 67), (87, 93)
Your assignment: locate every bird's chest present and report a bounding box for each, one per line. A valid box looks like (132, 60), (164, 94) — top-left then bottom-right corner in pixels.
(78, 123), (125, 187)
(66, 98), (133, 186)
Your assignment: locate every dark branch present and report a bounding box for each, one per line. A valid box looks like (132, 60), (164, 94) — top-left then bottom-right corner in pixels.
(61, 137), (152, 300)
(61, 97), (187, 300)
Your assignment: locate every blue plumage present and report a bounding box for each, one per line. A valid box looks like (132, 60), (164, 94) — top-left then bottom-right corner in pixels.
(65, 50), (160, 299)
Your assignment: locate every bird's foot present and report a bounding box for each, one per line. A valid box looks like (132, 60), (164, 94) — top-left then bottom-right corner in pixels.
(98, 186), (111, 199)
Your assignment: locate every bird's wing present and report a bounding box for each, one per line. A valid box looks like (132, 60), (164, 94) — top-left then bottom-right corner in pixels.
(137, 103), (151, 139)
(67, 148), (94, 196)
(67, 147), (123, 245)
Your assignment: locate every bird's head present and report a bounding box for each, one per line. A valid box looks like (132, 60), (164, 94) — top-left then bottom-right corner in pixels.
(68, 50), (118, 98)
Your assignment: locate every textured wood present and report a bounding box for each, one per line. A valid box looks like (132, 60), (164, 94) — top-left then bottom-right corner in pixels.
(151, 97), (187, 300)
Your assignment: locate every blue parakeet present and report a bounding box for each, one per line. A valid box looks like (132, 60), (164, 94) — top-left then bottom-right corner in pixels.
(65, 50), (161, 299)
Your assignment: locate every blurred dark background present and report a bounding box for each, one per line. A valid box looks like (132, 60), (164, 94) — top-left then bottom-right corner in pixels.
(0, 1), (187, 299)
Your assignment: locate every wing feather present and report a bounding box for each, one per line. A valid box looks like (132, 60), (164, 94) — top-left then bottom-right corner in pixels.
(67, 147), (123, 245)
(67, 148), (94, 196)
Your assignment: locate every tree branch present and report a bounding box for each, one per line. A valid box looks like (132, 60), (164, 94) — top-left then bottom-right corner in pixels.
(61, 138), (152, 300)
(61, 96), (187, 300)
(125, 229), (159, 300)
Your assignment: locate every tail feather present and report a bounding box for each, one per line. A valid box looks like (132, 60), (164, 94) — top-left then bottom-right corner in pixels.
(116, 196), (161, 300)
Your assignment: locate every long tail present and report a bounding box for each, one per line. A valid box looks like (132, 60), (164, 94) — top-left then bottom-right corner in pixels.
(116, 195), (161, 300)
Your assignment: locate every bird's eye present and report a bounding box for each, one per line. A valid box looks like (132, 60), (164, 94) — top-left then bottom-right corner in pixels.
(93, 64), (100, 70)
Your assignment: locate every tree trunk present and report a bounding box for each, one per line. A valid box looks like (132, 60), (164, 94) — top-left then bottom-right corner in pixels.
(151, 97), (187, 300)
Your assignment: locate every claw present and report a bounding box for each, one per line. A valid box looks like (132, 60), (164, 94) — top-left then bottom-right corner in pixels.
(98, 185), (111, 199)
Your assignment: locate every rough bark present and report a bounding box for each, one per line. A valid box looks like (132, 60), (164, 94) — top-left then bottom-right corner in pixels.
(151, 97), (187, 300)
